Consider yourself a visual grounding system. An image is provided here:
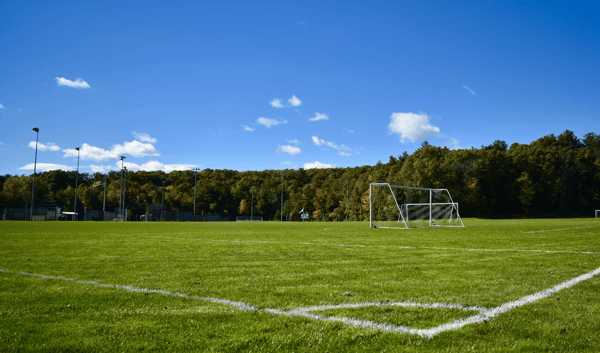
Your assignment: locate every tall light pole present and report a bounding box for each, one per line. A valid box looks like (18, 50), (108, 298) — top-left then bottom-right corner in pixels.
(345, 180), (349, 221)
(192, 168), (201, 216)
(119, 156), (126, 220)
(73, 147), (80, 221)
(122, 166), (127, 222)
(30, 127), (39, 222)
(162, 180), (166, 221)
(279, 170), (287, 221)
(250, 186), (255, 220)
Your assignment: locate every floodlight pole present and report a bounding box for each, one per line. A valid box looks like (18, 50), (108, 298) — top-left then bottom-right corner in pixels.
(73, 147), (80, 221)
(30, 127), (39, 222)
(192, 168), (201, 216)
(279, 171), (287, 221)
(122, 166), (127, 221)
(103, 176), (106, 213)
(345, 180), (349, 221)
(250, 186), (255, 220)
(162, 181), (166, 221)
(119, 156), (126, 220)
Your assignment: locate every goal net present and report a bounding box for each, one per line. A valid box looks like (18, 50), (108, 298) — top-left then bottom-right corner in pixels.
(596, 210), (599, 219)
(369, 183), (464, 229)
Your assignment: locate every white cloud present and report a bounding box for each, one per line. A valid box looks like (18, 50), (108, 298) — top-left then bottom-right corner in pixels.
(303, 161), (336, 169)
(133, 132), (157, 143)
(270, 99), (284, 108)
(388, 112), (440, 143)
(282, 161), (292, 165)
(447, 137), (463, 150)
(28, 141), (60, 151)
(257, 117), (287, 128)
(0, 103), (4, 109)
(309, 113), (328, 122)
(311, 136), (352, 156)
(243, 125), (255, 132)
(462, 85), (476, 96)
(287, 139), (299, 144)
(19, 163), (73, 172)
(288, 95), (302, 107)
(55, 77), (91, 89)
(121, 161), (201, 173)
(90, 165), (112, 173)
(276, 145), (302, 155)
(63, 140), (160, 161)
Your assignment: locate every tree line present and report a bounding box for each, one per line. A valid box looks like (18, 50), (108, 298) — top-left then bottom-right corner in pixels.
(1, 130), (599, 220)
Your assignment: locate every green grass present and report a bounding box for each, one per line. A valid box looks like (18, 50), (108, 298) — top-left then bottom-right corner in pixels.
(1, 219), (600, 351)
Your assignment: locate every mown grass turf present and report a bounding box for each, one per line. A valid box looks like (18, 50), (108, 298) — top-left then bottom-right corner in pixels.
(1, 218), (599, 351)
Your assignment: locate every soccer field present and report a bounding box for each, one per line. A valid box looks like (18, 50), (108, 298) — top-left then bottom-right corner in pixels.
(1, 219), (600, 351)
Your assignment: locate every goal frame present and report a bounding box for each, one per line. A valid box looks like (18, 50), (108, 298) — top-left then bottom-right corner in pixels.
(369, 183), (464, 229)
(596, 210), (600, 219)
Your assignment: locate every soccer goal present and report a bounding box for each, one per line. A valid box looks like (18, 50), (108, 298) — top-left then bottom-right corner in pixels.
(596, 210), (599, 219)
(369, 183), (464, 229)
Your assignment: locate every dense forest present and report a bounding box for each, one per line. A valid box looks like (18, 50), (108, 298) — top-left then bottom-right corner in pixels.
(2, 130), (599, 220)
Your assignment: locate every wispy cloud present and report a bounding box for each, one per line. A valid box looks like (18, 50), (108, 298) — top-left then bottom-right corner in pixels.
(90, 165), (112, 173)
(287, 139), (299, 144)
(462, 85), (476, 95)
(0, 103), (4, 109)
(311, 136), (352, 156)
(243, 125), (255, 132)
(121, 161), (201, 173)
(282, 161), (292, 165)
(270, 98), (284, 108)
(19, 163), (73, 172)
(276, 145), (302, 155)
(288, 95), (302, 107)
(388, 112), (440, 143)
(303, 161), (335, 169)
(257, 117), (287, 128)
(297, 21), (307, 25)
(447, 137), (463, 150)
(63, 140), (160, 161)
(28, 141), (60, 151)
(55, 77), (91, 89)
(133, 132), (157, 143)
(344, 127), (353, 133)
(309, 113), (328, 122)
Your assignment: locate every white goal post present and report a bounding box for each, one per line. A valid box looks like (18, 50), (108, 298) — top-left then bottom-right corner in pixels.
(369, 183), (464, 229)
(596, 210), (599, 219)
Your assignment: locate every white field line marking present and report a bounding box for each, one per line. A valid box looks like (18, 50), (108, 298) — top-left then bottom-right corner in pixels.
(122, 235), (600, 255)
(521, 226), (598, 233)
(2, 266), (600, 338)
(415, 265), (600, 338)
(423, 246), (600, 255)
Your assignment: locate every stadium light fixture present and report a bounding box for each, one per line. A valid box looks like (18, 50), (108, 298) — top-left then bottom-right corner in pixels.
(30, 127), (39, 221)
(73, 147), (80, 221)
(192, 168), (201, 216)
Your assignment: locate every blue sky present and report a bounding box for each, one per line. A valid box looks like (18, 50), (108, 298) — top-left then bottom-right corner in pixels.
(1, 0), (598, 175)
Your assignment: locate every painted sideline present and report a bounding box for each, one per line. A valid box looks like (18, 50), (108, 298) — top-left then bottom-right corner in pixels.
(1, 266), (599, 338)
